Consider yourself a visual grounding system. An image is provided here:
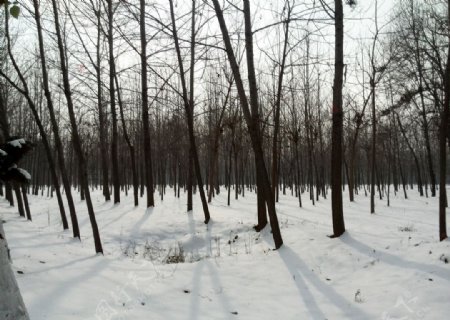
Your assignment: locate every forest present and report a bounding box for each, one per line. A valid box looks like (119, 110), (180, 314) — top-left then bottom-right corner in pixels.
(0, 0), (449, 319)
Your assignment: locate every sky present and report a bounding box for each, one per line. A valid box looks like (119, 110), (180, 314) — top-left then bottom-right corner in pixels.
(5, 0), (398, 113)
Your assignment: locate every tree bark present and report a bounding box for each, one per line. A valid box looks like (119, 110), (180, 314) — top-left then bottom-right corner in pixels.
(211, 0), (283, 248)
(13, 185), (25, 218)
(330, 0), (346, 236)
(409, 0), (437, 197)
(21, 186), (31, 221)
(395, 113), (423, 196)
(51, 0), (103, 253)
(169, 0), (210, 223)
(0, 221), (30, 320)
(0, 10), (69, 231)
(140, 0), (155, 208)
(370, 76), (376, 214)
(32, 0), (79, 237)
(115, 75), (139, 206)
(95, 2), (111, 202)
(439, 0), (450, 241)
(107, 0), (120, 204)
(271, 3), (291, 200)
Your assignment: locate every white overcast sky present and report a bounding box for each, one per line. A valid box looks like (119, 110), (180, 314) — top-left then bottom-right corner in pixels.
(7, 0), (397, 109)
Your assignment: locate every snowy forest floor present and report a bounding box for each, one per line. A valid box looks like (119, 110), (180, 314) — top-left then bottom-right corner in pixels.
(1, 187), (450, 320)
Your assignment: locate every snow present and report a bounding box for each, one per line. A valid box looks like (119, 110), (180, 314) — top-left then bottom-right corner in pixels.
(1, 188), (449, 319)
(17, 168), (31, 181)
(7, 138), (26, 148)
(0, 149), (7, 156)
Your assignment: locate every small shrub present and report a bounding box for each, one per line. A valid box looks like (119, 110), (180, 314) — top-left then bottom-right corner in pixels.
(164, 242), (185, 264)
(143, 240), (166, 261)
(398, 224), (416, 232)
(354, 289), (363, 303)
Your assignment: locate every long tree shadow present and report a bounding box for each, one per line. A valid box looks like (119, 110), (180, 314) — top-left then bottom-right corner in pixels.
(129, 207), (154, 238)
(77, 203), (123, 229)
(187, 212), (196, 237)
(26, 254), (96, 275)
(100, 207), (137, 231)
(340, 233), (450, 281)
(28, 255), (111, 315)
(278, 246), (370, 319)
(189, 259), (234, 320)
(10, 241), (76, 251)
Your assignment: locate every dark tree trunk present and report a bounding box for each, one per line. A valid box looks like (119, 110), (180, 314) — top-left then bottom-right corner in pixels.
(395, 113), (424, 196)
(439, 0), (450, 241)
(13, 185), (25, 218)
(140, 0), (155, 208)
(115, 75), (139, 206)
(95, 2), (110, 202)
(212, 0), (283, 248)
(330, 0), (346, 237)
(51, 0), (103, 253)
(227, 142), (232, 206)
(21, 186), (31, 221)
(169, 0), (210, 223)
(294, 139), (303, 208)
(271, 4), (291, 200)
(107, 0), (120, 204)
(0, 11), (69, 231)
(207, 83), (230, 203)
(32, 0), (79, 236)
(370, 78), (376, 214)
(187, 150), (193, 211)
(409, 1), (437, 197)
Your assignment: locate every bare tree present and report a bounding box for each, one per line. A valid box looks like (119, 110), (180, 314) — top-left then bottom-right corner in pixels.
(211, 0), (283, 248)
(439, 0), (449, 241)
(50, 0), (103, 253)
(106, 0), (120, 204)
(330, 0), (345, 236)
(0, 8), (70, 232)
(140, 0), (155, 208)
(32, 0), (80, 237)
(115, 74), (139, 206)
(271, 0), (293, 202)
(169, 0), (210, 223)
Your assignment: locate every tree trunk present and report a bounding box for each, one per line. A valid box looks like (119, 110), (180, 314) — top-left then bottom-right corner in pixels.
(0, 11), (69, 231)
(169, 0), (210, 223)
(271, 4), (291, 200)
(95, 2), (110, 202)
(51, 0), (103, 253)
(439, 0), (450, 241)
(115, 75), (139, 206)
(212, 0), (283, 248)
(107, 0), (120, 204)
(370, 77), (376, 214)
(32, 0), (79, 237)
(410, 0), (436, 197)
(21, 186), (31, 221)
(395, 113), (424, 196)
(13, 185), (25, 218)
(330, 0), (346, 236)
(140, 0), (155, 208)
(0, 221), (30, 320)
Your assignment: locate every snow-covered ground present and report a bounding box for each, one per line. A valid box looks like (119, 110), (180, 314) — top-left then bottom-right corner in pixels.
(1, 187), (449, 320)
